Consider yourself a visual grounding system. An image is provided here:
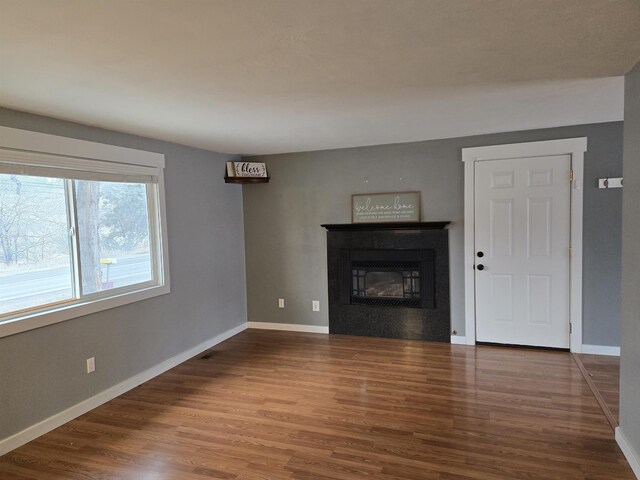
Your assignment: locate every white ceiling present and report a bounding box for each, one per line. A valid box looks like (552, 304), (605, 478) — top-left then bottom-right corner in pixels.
(1, 0), (639, 155)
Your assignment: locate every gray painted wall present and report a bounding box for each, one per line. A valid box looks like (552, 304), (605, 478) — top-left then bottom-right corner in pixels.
(620, 62), (640, 463)
(0, 108), (248, 440)
(243, 123), (623, 346)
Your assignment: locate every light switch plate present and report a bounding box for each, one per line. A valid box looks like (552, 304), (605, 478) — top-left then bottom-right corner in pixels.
(86, 357), (95, 373)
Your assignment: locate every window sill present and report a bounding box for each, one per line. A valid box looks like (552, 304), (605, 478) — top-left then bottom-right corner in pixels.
(0, 284), (170, 339)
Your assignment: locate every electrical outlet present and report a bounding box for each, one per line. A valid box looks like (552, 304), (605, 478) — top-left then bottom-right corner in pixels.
(86, 357), (95, 374)
(278, 298), (285, 308)
(312, 300), (320, 312)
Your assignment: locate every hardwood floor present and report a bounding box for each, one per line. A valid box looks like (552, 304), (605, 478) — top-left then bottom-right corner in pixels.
(0, 330), (634, 479)
(574, 353), (621, 428)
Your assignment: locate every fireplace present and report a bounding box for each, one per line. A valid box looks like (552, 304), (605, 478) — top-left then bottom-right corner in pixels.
(323, 222), (450, 342)
(341, 249), (435, 309)
(351, 263), (420, 305)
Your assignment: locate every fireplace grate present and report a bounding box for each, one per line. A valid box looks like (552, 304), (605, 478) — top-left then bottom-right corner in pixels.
(350, 260), (422, 308)
(351, 260), (418, 269)
(350, 296), (421, 308)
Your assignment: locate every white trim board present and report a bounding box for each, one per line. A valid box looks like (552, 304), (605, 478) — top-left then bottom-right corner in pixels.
(249, 324), (471, 346)
(0, 322), (247, 456)
(0, 126), (164, 168)
(0, 284), (170, 339)
(248, 322), (329, 334)
(581, 344), (621, 356)
(248, 323), (469, 342)
(450, 335), (467, 345)
(616, 427), (640, 479)
(462, 138), (587, 353)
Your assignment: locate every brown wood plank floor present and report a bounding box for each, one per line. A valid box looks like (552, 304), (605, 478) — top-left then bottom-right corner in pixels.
(0, 330), (634, 479)
(574, 353), (621, 428)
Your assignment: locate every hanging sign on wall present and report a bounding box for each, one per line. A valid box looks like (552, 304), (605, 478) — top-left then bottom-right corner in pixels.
(351, 191), (420, 223)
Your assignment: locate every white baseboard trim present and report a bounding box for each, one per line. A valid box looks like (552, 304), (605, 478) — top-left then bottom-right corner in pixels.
(0, 322), (247, 457)
(616, 427), (640, 478)
(248, 321), (329, 334)
(450, 335), (467, 345)
(581, 344), (621, 356)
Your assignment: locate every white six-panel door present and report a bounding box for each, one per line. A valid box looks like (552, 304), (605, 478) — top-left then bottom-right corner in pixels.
(474, 155), (571, 348)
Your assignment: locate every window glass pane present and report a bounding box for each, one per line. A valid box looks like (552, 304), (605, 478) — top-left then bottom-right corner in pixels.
(0, 174), (73, 315)
(75, 180), (152, 294)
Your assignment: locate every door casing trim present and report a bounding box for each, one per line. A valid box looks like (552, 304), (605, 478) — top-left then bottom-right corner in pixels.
(462, 138), (587, 352)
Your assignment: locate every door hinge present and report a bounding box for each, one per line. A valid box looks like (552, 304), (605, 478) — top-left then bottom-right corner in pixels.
(569, 323), (573, 334)
(569, 169), (574, 183)
(569, 246), (572, 258)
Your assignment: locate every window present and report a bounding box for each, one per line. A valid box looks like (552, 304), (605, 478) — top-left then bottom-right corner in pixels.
(0, 175), (73, 315)
(0, 127), (169, 337)
(74, 180), (154, 294)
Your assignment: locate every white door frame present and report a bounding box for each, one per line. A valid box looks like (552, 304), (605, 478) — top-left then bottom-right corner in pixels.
(462, 138), (587, 353)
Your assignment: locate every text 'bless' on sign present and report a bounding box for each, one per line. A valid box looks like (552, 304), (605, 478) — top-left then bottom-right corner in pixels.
(226, 162), (268, 178)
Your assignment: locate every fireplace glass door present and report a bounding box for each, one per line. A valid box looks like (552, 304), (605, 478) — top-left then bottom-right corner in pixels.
(351, 262), (421, 307)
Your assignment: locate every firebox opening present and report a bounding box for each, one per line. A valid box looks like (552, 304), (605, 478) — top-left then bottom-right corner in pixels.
(350, 260), (424, 308)
(365, 271), (404, 297)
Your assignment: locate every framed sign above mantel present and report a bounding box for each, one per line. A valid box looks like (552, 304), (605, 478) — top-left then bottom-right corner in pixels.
(352, 191), (420, 223)
(224, 161), (269, 184)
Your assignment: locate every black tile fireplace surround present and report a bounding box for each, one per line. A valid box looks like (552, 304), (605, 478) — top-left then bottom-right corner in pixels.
(322, 222), (451, 342)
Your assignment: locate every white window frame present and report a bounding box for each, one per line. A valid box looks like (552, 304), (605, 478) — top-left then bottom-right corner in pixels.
(0, 126), (170, 338)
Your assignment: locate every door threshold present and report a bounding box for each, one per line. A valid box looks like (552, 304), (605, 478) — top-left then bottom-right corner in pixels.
(477, 341), (569, 352)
